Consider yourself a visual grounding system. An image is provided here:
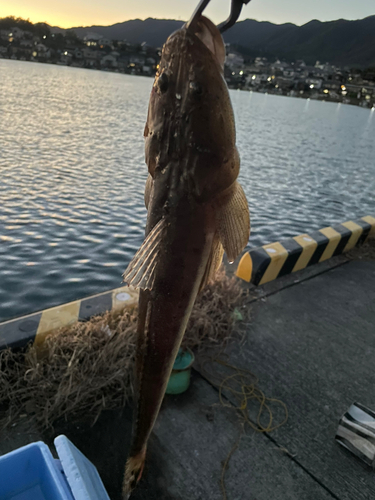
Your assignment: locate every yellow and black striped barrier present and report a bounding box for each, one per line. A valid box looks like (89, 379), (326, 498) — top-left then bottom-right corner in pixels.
(236, 216), (375, 286)
(2, 215), (374, 350)
(0, 285), (138, 351)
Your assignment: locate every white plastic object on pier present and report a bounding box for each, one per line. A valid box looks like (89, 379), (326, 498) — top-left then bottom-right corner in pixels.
(0, 435), (110, 500)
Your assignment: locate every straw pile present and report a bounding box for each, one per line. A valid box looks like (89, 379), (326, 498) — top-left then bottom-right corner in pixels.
(0, 267), (244, 429)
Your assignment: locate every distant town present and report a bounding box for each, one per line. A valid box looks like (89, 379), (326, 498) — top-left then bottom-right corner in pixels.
(1, 17), (374, 109)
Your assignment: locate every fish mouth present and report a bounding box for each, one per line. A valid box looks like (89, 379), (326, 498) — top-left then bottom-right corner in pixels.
(184, 15), (226, 68)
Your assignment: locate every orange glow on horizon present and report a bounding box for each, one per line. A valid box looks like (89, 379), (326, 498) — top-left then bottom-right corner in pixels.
(0, 0), (196, 29)
(0, 0), (373, 30)
(0, 5), (134, 29)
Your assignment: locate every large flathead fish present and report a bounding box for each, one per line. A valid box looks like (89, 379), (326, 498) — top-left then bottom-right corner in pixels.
(122, 15), (250, 498)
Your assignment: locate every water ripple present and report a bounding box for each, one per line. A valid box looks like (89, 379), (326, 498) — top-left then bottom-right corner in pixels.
(1, 60), (374, 321)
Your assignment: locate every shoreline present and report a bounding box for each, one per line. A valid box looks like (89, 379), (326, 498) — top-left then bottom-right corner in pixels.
(1, 57), (374, 111)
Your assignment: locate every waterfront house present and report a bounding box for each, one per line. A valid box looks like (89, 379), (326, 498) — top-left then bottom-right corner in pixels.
(246, 73), (268, 85)
(82, 48), (99, 67)
(8, 27), (26, 40)
(98, 38), (112, 48)
(283, 68), (296, 78)
(117, 55), (130, 71)
(306, 77), (323, 90)
(254, 57), (268, 67)
(60, 51), (73, 65)
(129, 55), (146, 65)
(34, 43), (51, 60)
(74, 48), (83, 59)
(226, 52), (244, 70)
(142, 65), (153, 75)
(100, 54), (118, 68)
(20, 39), (33, 49)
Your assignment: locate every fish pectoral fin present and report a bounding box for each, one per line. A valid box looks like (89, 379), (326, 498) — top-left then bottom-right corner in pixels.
(144, 174), (153, 209)
(123, 218), (166, 290)
(199, 232), (224, 292)
(216, 181), (250, 263)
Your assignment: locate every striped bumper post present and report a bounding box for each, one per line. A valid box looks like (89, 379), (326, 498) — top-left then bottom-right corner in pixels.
(236, 216), (375, 286)
(0, 286), (138, 352)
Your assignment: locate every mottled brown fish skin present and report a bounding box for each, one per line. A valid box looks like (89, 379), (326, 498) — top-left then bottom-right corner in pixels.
(122, 16), (250, 498)
(144, 25), (239, 202)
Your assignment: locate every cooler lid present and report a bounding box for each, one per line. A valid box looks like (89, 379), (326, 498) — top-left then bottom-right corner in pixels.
(54, 435), (111, 500)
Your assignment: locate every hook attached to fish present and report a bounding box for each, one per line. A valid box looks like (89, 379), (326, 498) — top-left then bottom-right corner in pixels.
(186, 0), (252, 33)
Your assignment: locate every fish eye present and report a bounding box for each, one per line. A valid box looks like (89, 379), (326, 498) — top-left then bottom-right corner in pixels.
(189, 81), (203, 96)
(156, 72), (169, 93)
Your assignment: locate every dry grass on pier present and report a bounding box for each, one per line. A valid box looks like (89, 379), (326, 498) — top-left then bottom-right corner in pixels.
(0, 267), (245, 429)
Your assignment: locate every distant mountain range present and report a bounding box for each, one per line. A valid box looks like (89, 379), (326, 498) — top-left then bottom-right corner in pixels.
(53, 15), (375, 68)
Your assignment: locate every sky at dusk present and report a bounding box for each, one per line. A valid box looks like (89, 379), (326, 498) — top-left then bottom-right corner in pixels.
(0, 0), (374, 29)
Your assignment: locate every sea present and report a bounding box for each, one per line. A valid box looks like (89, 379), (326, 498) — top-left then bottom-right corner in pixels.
(1, 59), (374, 321)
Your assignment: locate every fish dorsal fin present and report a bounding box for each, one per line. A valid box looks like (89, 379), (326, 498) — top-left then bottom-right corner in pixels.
(216, 181), (250, 263)
(144, 174), (153, 209)
(123, 218), (166, 290)
(199, 232), (224, 292)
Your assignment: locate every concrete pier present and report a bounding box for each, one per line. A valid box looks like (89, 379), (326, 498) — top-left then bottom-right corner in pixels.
(1, 256), (374, 500)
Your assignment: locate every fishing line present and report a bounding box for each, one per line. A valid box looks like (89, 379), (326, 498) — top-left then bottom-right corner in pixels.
(200, 356), (288, 499)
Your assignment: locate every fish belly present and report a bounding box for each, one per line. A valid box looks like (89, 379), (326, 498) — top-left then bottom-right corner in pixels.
(129, 210), (214, 456)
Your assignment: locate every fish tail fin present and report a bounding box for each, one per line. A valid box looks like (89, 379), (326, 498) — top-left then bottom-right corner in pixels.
(122, 448), (147, 499)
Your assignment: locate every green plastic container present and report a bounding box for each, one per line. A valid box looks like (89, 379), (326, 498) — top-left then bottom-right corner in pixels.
(166, 348), (195, 395)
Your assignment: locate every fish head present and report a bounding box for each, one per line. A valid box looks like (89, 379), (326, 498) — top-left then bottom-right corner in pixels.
(144, 16), (240, 202)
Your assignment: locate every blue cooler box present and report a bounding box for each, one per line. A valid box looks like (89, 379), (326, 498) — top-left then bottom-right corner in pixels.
(0, 435), (111, 500)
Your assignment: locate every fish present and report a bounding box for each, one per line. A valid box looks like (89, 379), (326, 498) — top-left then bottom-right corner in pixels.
(122, 15), (250, 498)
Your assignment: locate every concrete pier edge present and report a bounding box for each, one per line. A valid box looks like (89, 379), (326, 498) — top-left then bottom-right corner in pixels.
(0, 285), (138, 351)
(1, 215), (374, 352)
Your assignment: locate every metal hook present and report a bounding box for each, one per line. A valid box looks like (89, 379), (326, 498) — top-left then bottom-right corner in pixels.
(186, 0), (251, 33)
(219, 0), (252, 33)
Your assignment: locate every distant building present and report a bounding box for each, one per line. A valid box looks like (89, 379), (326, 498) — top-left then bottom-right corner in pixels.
(34, 43), (51, 60)
(98, 38), (112, 48)
(74, 48), (83, 59)
(60, 52), (73, 65)
(0, 29), (10, 39)
(83, 33), (102, 42)
(82, 48), (98, 63)
(246, 73), (268, 85)
(283, 69), (296, 78)
(226, 52), (244, 69)
(9, 27), (26, 40)
(101, 54), (117, 68)
(254, 57), (267, 67)
(323, 81), (340, 91)
(306, 77), (323, 90)
(129, 55), (145, 65)
(117, 55), (130, 71)
(20, 39), (33, 48)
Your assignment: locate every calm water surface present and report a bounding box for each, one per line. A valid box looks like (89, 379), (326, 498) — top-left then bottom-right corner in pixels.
(1, 59), (374, 321)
